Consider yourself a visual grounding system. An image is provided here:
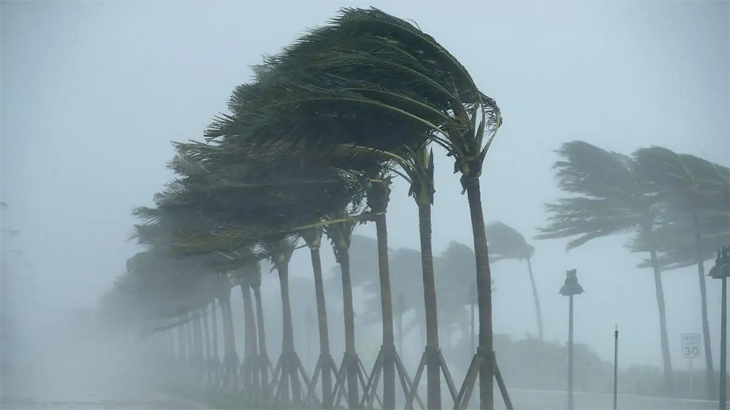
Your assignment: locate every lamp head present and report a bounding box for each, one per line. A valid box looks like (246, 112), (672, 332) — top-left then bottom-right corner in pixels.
(559, 268), (584, 296)
(708, 246), (729, 280)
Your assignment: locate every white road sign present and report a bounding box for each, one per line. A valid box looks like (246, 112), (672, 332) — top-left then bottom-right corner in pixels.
(681, 333), (702, 358)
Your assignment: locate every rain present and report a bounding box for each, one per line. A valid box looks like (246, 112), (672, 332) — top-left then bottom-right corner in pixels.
(1, 2), (728, 410)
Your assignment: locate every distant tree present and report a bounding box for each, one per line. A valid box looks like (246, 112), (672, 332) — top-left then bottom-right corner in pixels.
(631, 146), (730, 397)
(487, 221), (543, 340)
(435, 241), (478, 342)
(536, 140), (674, 394)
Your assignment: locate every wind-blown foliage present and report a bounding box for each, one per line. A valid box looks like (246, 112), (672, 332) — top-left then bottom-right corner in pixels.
(536, 141), (659, 249)
(630, 146), (729, 397)
(536, 140), (675, 393)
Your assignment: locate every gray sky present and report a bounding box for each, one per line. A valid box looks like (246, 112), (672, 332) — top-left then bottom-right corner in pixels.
(2, 0), (728, 370)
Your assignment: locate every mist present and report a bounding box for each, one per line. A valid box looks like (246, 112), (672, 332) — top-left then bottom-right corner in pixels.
(1, 1), (728, 410)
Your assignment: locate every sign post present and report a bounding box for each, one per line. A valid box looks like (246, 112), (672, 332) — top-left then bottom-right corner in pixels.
(681, 333), (702, 398)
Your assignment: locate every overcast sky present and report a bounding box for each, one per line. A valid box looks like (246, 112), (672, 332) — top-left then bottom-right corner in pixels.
(2, 0), (728, 370)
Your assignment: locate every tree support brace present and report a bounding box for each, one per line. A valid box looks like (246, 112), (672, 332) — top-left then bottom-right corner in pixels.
(304, 353), (338, 408)
(405, 347), (458, 409)
(332, 352), (377, 409)
(360, 345), (423, 409)
(266, 350), (316, 407)
(453, 348), (513, 410)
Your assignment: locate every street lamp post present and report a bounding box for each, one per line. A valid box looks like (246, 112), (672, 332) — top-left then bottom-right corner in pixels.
(560, 269), (584, 410)
(469, 284), (477, 355)
(708, 246), (729, 410)
(613, 324), (619, 410)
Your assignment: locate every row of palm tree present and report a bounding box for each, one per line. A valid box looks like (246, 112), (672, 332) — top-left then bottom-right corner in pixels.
(100, 7), (505, 410)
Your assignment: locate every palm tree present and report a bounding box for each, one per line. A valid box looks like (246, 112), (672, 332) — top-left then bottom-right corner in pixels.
(487, 221), (543, 341)
(232, 264), (261, 393)
(248, 261), (270, 394)
(324, 203), (365, 408)
(299, 226), (335, 406)
(632, 146), (730, 397)
(535, 140), (674, 394)
(383, 144), (445, 408)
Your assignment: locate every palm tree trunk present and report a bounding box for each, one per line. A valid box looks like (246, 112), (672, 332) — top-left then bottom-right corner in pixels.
(368, 178), (396, 409)
(203, 306), (212, 366)
(692, 210), (716, 398)
(252, 281), (270, 394)
(220, 298), (232, 387)
(375, 211), (396, 409)
(648, 244), (674, 395)
(179, 319), (186, 361)
(276, 259), (301, 402)
(241, 283), (259, 390)
(193, 309), (204, 380)
(211, 301), (219, 361)
(187, 315), (195, 363)
(310, 245), (334, 407)
(337, 243), (360, 408)
(418, 200), (441, 409)
(464, 177), (495, 409)
(221, 293), (239, 390)
(526, 258), (544, 341)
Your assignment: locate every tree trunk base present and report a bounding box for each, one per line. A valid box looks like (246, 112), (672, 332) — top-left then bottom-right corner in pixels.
(406, 347), (460, 409)
(454, 349), (512, 410)
(331, 352), (371, 409)
(304, 353), (338, 408)
(267, 350), (314, 406)
(360, 345), (423, 409)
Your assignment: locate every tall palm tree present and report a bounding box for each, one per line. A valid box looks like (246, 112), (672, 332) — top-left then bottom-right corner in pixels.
(393, 145), (444, 408)
(299, 226), (335, 406)
(632, 146), (730, 397)
(324, 203), (364, 408)
(487, 221), (543, 341)
(248, 261), (270, 394)
(261, 236), (302, 402)
(232, 264), (261, 393)
(535, 140), (674, 394)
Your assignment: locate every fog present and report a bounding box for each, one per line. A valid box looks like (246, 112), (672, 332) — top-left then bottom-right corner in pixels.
(1, 1), (728, 409)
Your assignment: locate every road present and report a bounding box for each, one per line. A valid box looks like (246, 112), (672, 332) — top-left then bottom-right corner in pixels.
(412, 383), (718, 410)
(0, 373), (208, 410)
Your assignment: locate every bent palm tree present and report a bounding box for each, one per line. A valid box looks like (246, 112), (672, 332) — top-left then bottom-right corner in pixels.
(535, 140), (673, 394)
(487, 221), (543, 341)
(632, 146), (730, 397)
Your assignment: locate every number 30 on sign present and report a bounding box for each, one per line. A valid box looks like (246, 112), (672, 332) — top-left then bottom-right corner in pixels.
(681, 333), (702, 358)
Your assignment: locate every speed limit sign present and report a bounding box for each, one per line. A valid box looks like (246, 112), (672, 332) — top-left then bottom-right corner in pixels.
(681, 333), (702, 358)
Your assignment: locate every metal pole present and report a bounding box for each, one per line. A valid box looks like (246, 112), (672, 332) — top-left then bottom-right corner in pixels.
(470, 302), (475, 355)
(720, 276), (727, 410)
(613, 324), (618, 410)
(568, 294), (574, 410)
(689, 358), (694, 399)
